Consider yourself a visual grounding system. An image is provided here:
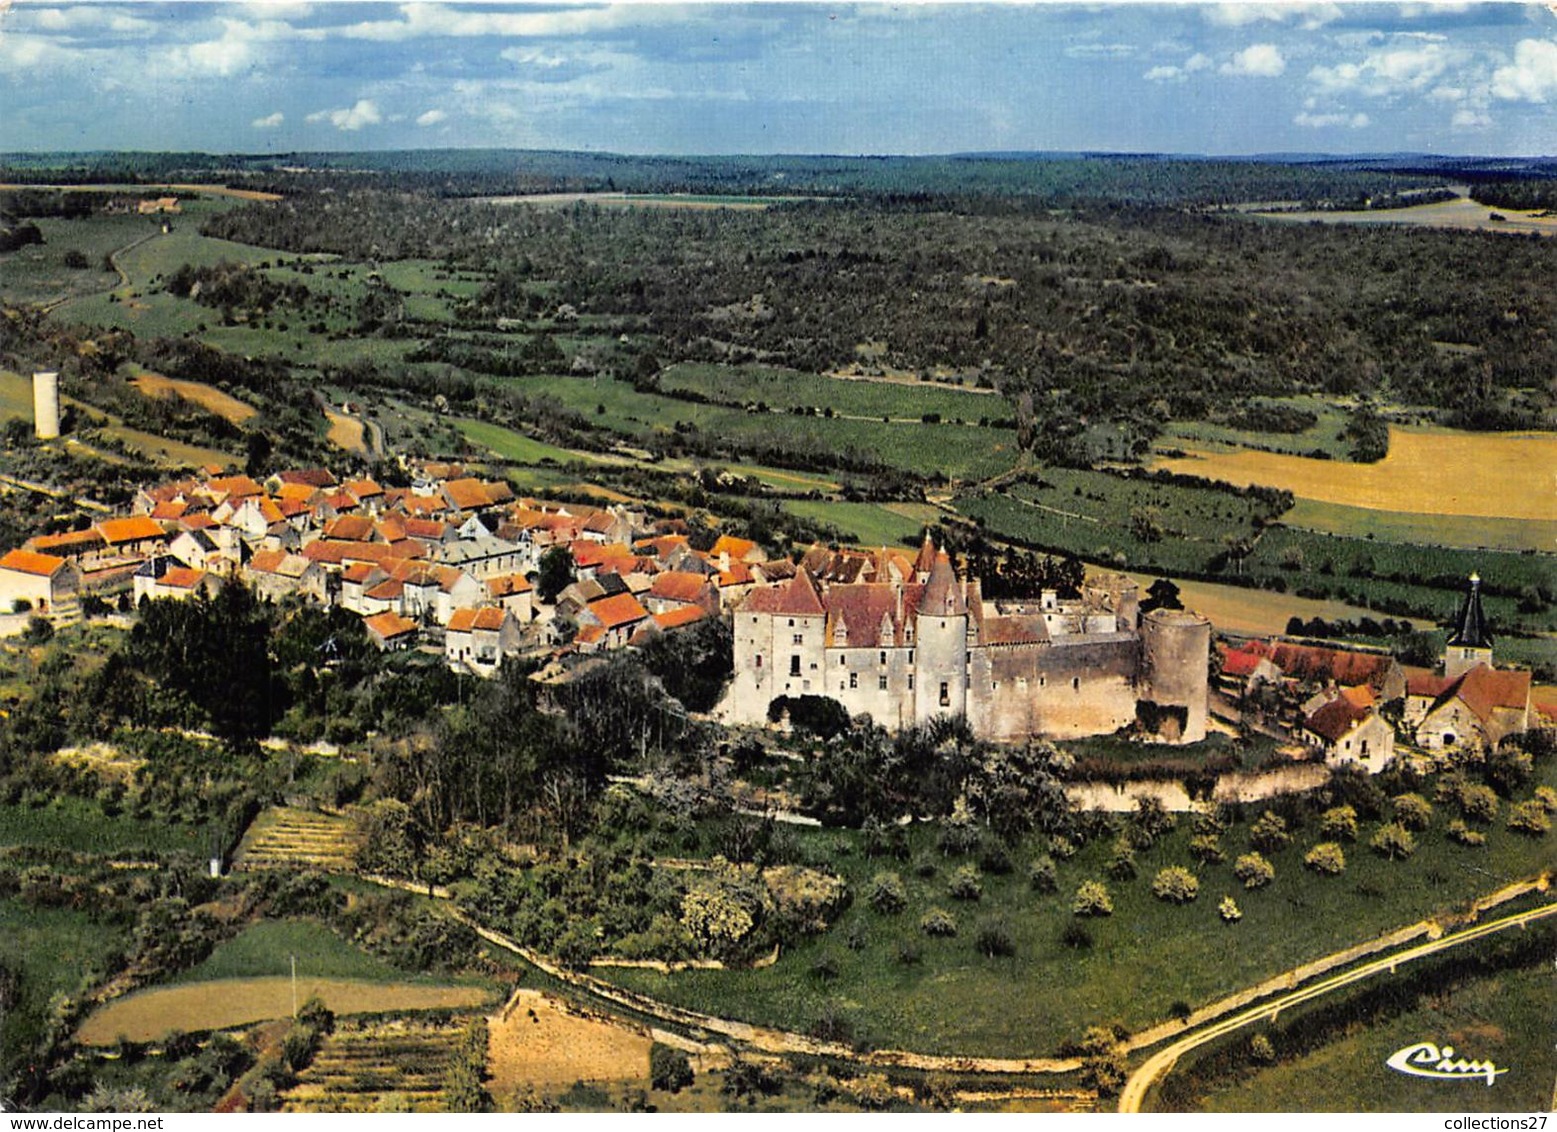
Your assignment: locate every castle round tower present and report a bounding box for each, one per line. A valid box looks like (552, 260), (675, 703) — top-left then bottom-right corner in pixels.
(1139, 607), (1211, 744)
(914, 550), (969, 723)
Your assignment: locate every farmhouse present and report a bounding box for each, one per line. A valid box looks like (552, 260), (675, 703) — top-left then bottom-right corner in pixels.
(0, 549), (80, 613)
(724, 537), (1210, 744)
(1302, 689), (1395, 773)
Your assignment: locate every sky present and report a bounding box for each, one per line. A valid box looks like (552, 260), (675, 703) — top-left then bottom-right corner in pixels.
(1, 2), (1555, 156)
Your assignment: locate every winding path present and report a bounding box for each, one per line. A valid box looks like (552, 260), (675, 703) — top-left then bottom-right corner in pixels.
(1117, 900), (1557, 1113)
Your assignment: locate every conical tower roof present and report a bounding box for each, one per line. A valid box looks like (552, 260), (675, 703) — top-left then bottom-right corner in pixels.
(1447, 572), (1492, 648)
(913, 531), (938, 577)
(920, 551), (967, 617)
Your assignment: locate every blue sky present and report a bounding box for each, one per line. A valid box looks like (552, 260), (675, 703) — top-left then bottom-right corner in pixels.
(2, 2), (1555, 155)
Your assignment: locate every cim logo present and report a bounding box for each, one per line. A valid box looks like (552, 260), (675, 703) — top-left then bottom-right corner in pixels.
(1386, 1042), (1508, 1086)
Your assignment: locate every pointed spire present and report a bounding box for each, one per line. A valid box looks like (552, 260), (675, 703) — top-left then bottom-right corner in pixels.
(913, 530), (937, 579)
(920, 551), (967, 617)
(1447, 572), (1492, 649)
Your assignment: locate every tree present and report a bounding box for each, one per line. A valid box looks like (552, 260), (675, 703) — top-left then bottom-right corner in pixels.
(1141, 578), (1183, 615)
(1370, 822), (1416, 860)
(948, 863), (983, 901)
(650, 1044), (694, 1093)
(1304, 842), (1347, 875)
(1072, 880), (1113, 917)
(1506, 800), (1551, 837)
(1248, 811), (1291, 852)
(919, 907), (958, 937)
(535, 546), (575, 604)
(1458, 784), (1500, 824)
(1233, 852), (1275, 889)
(1391, 793), (1433, 831)
(867, 872), (908, 915)
(1077, 1026), (1127, 1097)
(1152, 867), (1200, 904)
(1218, 896), (1242, 923)
(1028, 856), (1058, 893)
(1319, 805), (1359, 841)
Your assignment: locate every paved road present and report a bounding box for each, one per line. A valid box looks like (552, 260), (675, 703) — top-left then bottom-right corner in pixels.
(1118, 901), (1557, 1113)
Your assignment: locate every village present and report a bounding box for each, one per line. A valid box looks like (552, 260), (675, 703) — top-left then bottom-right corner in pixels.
(0, 366), (1539, 784)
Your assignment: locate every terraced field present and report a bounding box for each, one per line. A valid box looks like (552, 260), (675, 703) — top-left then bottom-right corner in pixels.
(284, 1015), (473, 1113)
(233, 806), (361, 873)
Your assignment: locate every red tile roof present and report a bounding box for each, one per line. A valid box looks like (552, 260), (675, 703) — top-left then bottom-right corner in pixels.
(159, 566), (206, 590)
(587, 592), (649, 630)
(344, 478), (383, 500)
(652, 605), (707, 632)
(711, 534), (760, 563)
(649, 571), (711, 605)
(205, 474), (264, 500)
(247, 548), (289, 574)
(487, 573), (533, 598)
(449, 607), (508, 633)
(324, 514), (375, 541)
(1450, 664), (1532, 722)
(1306, 697), (1371, 744)
(745, 569), (826, 616)
(0, 548), (68, 577)
(443, 478), (494, 511)
(1263, 642), (1396, 689)
(278, 468), (337, 488)
(364, 612), (419, 641)
(97, 516), (166, 545)
(28, 528), (105, 554)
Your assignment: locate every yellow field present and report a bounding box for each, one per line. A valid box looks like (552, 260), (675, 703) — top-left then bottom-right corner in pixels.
(1153, 427), (1557, 522)
(77, 978), (493, 1044)
(324, 410), (367, 455)
(1118, 570), (1430, 638)
(1257, 194), (1557, 237)
(487, 990), (650, 1095)
(130, 368), (258, 425)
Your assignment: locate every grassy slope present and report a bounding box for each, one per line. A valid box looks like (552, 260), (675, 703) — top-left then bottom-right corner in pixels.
(0, 798), (211, 856)
(1186, 947), (1554, 1112)
(171, 919), (403, 985)
(1285, 498), (1557, 554)
(604, 760), (1556, 1058)
(781, 499), (927, 548)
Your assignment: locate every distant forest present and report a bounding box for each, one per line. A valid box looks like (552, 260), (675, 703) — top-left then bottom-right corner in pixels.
(200, 188), (1557, 432)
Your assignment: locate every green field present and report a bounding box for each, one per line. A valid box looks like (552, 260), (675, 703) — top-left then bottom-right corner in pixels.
(0, 212), (157, 306)
(1161, 395), (1357, 461)
(604, 758), (1557, 1059)
(1175, 934), (1555, 1112)
(494, 374), (1020, 480)
(660, 362), (1002, 422)
(1285, 498), (1557, 553)
(454, 417), (616, 466)
(0, 798), (211, 856)
(172, 919), (409, 985)
(781, 499), (930, 547)
(0, 369), (33, 421)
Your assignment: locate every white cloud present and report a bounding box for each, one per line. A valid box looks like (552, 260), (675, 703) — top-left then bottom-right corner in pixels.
(1491, 38), (1557, 102)
(1144, 65), (1184, 83)
(1309, 44), (1454, 98)
(252, 112), (285, 129)
(1452, 108), (1493, 128)
(416, 109), (447, 127)
(1064, 43), (1136, 61)
(1294, 111), (1371, 129)
(1185, 53), (1212, 73)
(306, 99), (382, 131)
(501, 47), (569, 69)
(169, 35), (255, 77)
(336, 4), (633, 43)
(1205, 4), (1341, 31)
(1222, 44), (1286, 77)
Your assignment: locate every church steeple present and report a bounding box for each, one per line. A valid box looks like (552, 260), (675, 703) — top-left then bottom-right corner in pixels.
(1444, 572), (1494, 680)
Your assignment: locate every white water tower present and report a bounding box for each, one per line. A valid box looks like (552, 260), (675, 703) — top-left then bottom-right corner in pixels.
(32, 371), (60, 440)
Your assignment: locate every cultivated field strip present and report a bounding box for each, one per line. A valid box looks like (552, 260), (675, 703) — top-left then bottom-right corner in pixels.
(233, 806), (361, 873)
(283, 1016), (472, 1112)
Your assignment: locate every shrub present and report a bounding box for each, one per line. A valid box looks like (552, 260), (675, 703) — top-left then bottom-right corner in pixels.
(1049, 835), (1078, 861)
(1152, 867), (1199, 904)
(1446, 819), (1486, 847)
(1105, 839), (1137, 881)
(1392, 793), (1433, 831)
(1028, 857), (1058, 893)
(894, 940), (922, 966)
(1233, 852), (1275, 889)
(1506, 800), (1551, 837)
(974, 917), (1016, 958)
(1249, 811), (1291, 852)
(919, 907), (958, 937)
(809, 951), (839, 981)
(1078, 1027), (1126, 1097)
(1370, 822), (1416, 860)
(650, 1042), (694, 1093)
(978, 840), (1013, 875)
(1191, 806), (1227, 838)
(1459, 784), (1500, 824)
(1534, 786), (1557, 814)
(1072, 880), (1113, 917)
(948, 864), (983, 902)
(1188, 834), (1224, 864)
(1304, 842), (1347, 875)
(1249, 1034), (1276, 1065)
(1060, 921), (1093, 949)
(867, 872), (908, 915)
(1218, 896), (1242, 922)
(1319, 805), (1359, 842)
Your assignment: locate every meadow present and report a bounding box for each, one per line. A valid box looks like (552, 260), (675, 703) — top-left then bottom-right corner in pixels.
(1284, 498), (1557, 554)
(658, 363), (1002, 422)
(604, 756), (1557, 1059)
(1165, 931), (1555, 1112)
(0, 797), (211, 855)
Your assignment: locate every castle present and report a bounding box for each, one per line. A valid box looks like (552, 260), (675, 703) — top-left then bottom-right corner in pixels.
(722, 536), (1211, 744)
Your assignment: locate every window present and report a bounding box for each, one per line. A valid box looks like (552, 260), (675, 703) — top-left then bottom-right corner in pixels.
(908, 675), (914, 690)
(849, 672), (858, 689)
(788, 619), (794, 627)
(940, 681), (950, 707)
(755, 654), (763, 669)
(793, 633), (804, 645)
(1072, 677), (1080, 692)
(908, 650), (914, 664)
(879, 675), (888, 690)
(790, 655), (801, 677)
(840, 655), (846, 666)
(879, 650), (887, 665)
(1039, 675), (1046, 687)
